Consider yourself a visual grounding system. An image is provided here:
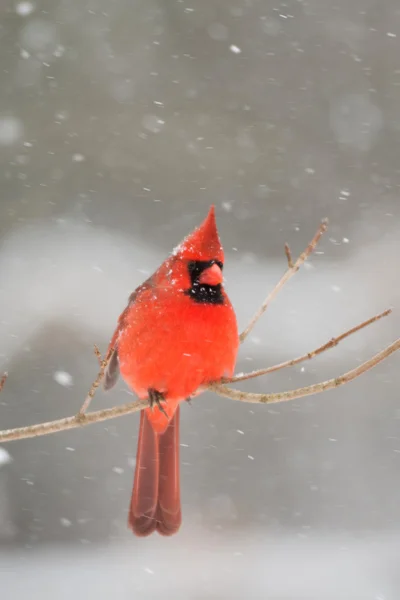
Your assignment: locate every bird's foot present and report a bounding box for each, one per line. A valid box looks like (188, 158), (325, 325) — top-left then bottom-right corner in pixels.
(148, 388), (168, 419)
(185, 397), (192, 406)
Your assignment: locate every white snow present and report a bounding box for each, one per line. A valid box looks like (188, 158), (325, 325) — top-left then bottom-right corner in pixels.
(0, 536), (398, 598)
(112, 467), (124, 475)
(53, 371), (73, 387)
(15, 1), (35, 16)
(60, 518), (72, 528)
(0, 447), (12, 467)
(72, 153), (85, 162)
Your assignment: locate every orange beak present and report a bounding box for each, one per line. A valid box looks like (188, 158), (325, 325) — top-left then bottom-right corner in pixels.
(198, 263), (224, 286)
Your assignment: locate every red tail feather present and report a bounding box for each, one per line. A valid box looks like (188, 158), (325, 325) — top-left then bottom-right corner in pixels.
(129, 407), (181, 537)
(157, 406), (181, 535)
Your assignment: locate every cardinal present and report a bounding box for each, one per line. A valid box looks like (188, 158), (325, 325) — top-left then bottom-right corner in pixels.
(104, 206), (239, 536)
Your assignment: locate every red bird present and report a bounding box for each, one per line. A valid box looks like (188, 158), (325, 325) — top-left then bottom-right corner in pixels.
(104, 206), (239, 536)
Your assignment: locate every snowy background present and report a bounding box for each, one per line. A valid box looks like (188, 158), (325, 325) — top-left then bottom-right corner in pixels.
(1, 0), (400, 598)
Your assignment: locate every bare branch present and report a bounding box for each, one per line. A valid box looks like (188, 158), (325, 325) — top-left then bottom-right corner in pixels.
(94, 344), (102, 367)
(0, 398), (148, 443)
(211, 338), (400, 405)
(228, 308), (392, 383)
(78, 347), (113, 416)
(0, 338), (398, 444)
(239, 219), (328, 343)
(284, 243), (293, 269)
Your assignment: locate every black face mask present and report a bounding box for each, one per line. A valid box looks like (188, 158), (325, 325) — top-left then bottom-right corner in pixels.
(185, 260), (224, 305)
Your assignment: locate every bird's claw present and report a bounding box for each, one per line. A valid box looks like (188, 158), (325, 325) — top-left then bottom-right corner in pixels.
(148, 388), (168, 419)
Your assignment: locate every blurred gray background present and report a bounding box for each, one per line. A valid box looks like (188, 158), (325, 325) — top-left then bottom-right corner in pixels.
(1, 0), (400, 598)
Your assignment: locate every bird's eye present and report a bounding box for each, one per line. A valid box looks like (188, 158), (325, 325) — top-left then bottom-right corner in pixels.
(187, 259), (223, 285)
(187, 261), (197, 274)
(188, 260), (223, 272)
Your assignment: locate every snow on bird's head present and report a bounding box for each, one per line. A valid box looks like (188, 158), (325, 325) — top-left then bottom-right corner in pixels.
(174, 205), (224, 263)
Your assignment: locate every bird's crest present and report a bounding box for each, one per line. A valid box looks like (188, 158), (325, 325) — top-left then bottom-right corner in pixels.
(174, 205), (224, 263)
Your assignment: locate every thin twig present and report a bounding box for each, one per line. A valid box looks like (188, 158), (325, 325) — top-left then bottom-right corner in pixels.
(284, 243), (293, 269)
(78, 347), (113, 416)
(94, 345), (102, 367)
(239, 219), (328, 343)
(211, 338), (400, 405)
(0, 339), (398, 444)
(0, 373), (7, 393)
(228, 308), (392, 383)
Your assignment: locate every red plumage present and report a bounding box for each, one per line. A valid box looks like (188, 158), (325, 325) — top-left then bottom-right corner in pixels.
(104, 205), (239, 536)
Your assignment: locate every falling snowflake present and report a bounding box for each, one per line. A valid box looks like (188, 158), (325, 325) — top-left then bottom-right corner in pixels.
(53, 371), (73, 387)
(60, 517), (72, 527)
(15, 1), (35, 16)
(230, 44), (242, 54)
(72, 153), (85, 162)
(0, 447), (12, 467)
